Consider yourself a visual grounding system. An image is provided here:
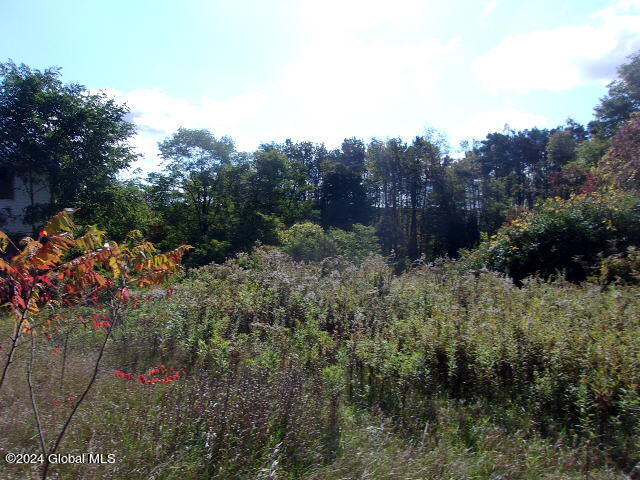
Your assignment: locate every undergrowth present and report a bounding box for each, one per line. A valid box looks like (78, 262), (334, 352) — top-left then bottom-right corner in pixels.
(1, 249), (639, 478)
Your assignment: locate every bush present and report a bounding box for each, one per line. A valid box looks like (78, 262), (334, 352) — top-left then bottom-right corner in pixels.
(138, 250), (640, 471)
(598, 246), (640, 284)
(328, 224), (381, 264)
(279, 222), (336, 262)
(189, 237), (232, 266)
(465, 191), (640, 281)
(279, 222), (380, 263)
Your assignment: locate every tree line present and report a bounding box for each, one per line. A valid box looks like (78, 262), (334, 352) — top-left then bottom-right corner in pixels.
(1, 52), (639, 267)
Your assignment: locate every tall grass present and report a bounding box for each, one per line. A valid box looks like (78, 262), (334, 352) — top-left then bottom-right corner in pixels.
(1, 249), (638, 478)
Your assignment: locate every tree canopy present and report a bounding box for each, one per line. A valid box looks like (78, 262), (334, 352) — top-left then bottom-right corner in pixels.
(2, 51), (640, 274)
(591, 51), (640, 137)
(0, 60), (137, 226)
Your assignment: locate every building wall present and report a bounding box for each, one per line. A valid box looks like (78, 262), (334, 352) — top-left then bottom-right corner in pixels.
(0, 174), (50, 235)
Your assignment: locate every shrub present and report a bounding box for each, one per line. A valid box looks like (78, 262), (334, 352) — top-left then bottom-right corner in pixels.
(328, 224), (381, 264)
(598, 246), (640, 284)
(465, 191), (640, 281)
(4, 247), (638, 478)
(0, 210), (190, 480)
(134, 249), (640, 471)
(279, 222), (336, 262)
(279, 222), (380, 263)
(189, 237), (231, 266)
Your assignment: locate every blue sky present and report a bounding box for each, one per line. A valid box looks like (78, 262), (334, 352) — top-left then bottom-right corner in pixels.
(2, 0), (640, 172)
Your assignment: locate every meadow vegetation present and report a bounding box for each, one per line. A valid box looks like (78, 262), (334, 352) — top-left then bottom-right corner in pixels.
(2, 248), (638, 479)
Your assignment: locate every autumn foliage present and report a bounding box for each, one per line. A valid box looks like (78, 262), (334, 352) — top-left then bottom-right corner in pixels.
(599, 112), (640, 193)
(115, 365), (186, 385)
(0, 209), (191, 479)
(0, 209), (190, 350)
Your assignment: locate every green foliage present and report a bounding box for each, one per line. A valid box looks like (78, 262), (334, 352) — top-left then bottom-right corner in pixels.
(465, 191), (640, 281)
(598, 246), (640, 284)
(134, 250), (639, 473)
(251, 147), (316, 224)
(278, 222), (380, 263)
(546, 130), (576, 170)
(4, 51), (640, 270)
(576, 136), (609, 168)
(591, 51), (640, 138)
(2, 249), (639, 478)
(279, 222), (336, 262)
(320, 164), (370, 230)
(189, 237), (232, 266)
(328, 224), (381, 263)
(156, 128), (236, 239)
(0, 61), (137, 227)
(79, 179), (158, 241)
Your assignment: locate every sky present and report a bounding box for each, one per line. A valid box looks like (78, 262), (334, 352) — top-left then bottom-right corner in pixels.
(1, 0), (640, 173)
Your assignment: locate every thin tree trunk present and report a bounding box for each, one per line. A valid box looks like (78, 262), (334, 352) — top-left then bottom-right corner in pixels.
(27, 333), (48, 460)
(42, 302), (119, 480)
(0, 288), (36, 393)
(59, 330), (70, 394)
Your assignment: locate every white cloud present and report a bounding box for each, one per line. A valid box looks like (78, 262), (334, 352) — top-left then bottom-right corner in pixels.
(451, 108), (549, 146)
(98, 0), (462, 174)
(593, 0), (640, 18)
(474, 1), (640, 93)
(262, 0), (459, 146)
(298, 0), (431, 38)
(481, 0), (499, 19)
(92, 87), (267, 173)
(274, 36), (459, 146)
(97, 0), (612, 175)
(124, 88), (267, 139)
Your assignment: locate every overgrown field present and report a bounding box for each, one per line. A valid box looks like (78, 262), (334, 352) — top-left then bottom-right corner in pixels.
(2, 250), (639, 479)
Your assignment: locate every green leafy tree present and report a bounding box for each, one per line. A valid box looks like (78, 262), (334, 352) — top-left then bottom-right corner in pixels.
(251, 146), (315, 224)
(0, 61), (137, 228)
(279, 139), (328, 204)
(86, 179), (158, 240)
(591, 51), (640, 138)
(321, 163), (370, 230)
(365, 138), (408, 255)
(158, 128), (235, 238)
(546, 130), (577, 172)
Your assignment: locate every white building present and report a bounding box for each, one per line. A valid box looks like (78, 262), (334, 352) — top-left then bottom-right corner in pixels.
(0, 169), (50, 236)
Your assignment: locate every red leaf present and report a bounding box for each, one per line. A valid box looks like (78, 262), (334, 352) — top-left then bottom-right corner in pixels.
(12, 295), (26, 310)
